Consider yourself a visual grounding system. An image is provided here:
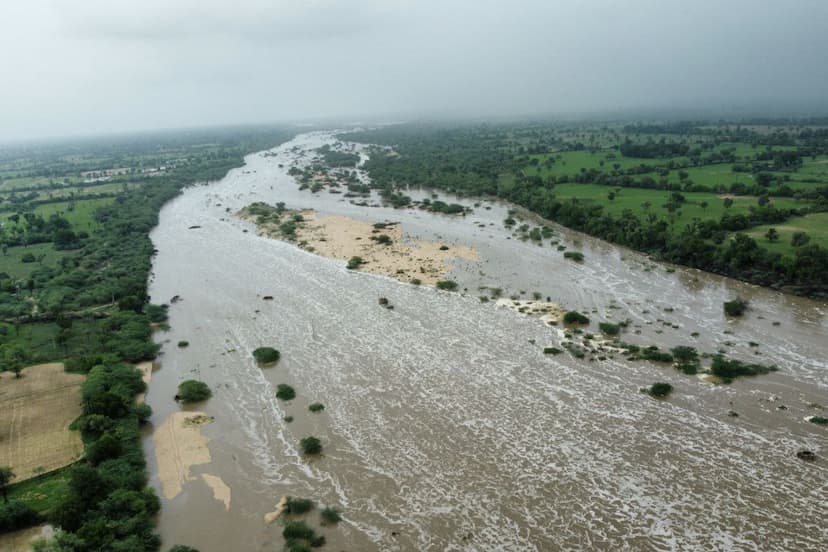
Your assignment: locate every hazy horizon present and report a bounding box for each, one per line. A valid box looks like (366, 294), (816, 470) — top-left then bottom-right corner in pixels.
(2, 0), (827, 141)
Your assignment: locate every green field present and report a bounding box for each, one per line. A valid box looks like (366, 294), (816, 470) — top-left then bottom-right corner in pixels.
(0, 197), (113, 231)
(746, 212), (828, 256)
(552, 183), (810, 227)
(0, 243), (72, 279)
(7, 467), (71, 514)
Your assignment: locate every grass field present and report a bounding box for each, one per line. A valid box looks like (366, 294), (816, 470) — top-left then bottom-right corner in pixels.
(0, 363), (84, 483)
(6, 467), (71, 513)
(523, 143), (823, 191)
(745, 212), (828, 256)
(0, 197), (113, 231)
(551, 183), (811, 227)
(0, 243), (73, 279)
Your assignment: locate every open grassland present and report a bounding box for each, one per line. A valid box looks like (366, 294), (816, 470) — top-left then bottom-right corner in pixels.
(745, 212), (828, 256)
(0, 197), (113, 232)
(0, 243), (73, 279)
(0, 363), (84, 482)
(551, 183), (810, 226)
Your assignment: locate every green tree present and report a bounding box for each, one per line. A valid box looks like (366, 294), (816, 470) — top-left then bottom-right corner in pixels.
(0, 466), (13, 503)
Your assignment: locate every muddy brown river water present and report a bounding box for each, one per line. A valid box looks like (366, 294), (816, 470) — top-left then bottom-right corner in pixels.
(143, 131), (827, 551)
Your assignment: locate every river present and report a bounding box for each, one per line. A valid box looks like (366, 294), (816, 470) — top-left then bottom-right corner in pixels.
(143, 131), (827, 551)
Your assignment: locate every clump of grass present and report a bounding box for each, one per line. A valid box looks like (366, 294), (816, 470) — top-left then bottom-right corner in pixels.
(370, 234), (393, 245)
(308, 403), (325, 413)
(646, 382), (673, 398)
(320, 506), (342, 525)
(177, 380), (212, 403)
(276, 384), (296, 401)
(723, 298), (748, 317)
(253, 346), (281, 365)
(563, 311), (589, 325)
(436, 280), (458, 291)
(300, 436), (322, 455)
(285, 497), (314, 514)
(346, 256), (364, 269)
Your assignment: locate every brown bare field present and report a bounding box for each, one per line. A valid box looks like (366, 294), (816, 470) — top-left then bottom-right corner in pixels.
(0, 363), (84, 482)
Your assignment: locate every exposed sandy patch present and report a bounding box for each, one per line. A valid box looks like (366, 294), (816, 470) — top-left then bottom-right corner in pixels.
(496, 298), (566, 324)
(201, 473), (231, 510)
(0, 363), (84, 482)
(152, 411), (213, 499)
(135, 361), (154, 404)
(0, 525), (53, 551)
(241, 208), (478, 285)
(264, 495), (288, 524)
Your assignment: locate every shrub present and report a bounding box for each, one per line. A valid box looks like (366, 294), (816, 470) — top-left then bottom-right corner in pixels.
(346, 256), (364, 269)
(436, 280), (458, 291)
(145, 304), (169, 323)
(639, 346), (674, 363)
(168, 547), (201, 552)
(285, 496), (314, 514)
(308, 403), (324, 413)
(370, 234), (393, 245)
(563, 251), (584, 261)
(0, 500), (40, 532)
(253, 347), (280, 365)
(710, 355), (777, 382)
(283, 520), (316, 541)
(320, 506), (342, 525)
(410, 278), (421, 285)
(809, 416), (828, 425)
(276, 384), (296, 401)
(300, 436), (322, 455)
(177, 340), (189, 348)
(647, 382), (673, 398)
(543, 347), (563, 355)
(598, 322), (620, 336)
(563, 311), (589, 325)
(177, 380), (212, 403)
(284, 416), (294, 423)
(723, 298), (748, 317)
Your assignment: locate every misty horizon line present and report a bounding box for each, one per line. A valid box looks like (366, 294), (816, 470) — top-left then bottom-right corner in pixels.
(5, 104), (828, 148)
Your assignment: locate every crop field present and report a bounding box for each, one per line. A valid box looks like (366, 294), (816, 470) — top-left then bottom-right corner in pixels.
(0, 363), (84, 483)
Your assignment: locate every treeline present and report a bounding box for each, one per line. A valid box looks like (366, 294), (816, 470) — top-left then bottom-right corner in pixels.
(346, 123), (828, 298)
(619, 139), (690, 158)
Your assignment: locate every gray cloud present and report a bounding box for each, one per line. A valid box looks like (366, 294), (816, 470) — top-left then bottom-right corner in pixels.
(1, 0), (827, 141)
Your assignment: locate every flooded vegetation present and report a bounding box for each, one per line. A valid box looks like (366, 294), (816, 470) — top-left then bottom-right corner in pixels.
(143, 131), (827, 551)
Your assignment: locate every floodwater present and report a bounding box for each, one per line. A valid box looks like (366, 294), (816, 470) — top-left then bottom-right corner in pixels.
(144, 131), (827, 551)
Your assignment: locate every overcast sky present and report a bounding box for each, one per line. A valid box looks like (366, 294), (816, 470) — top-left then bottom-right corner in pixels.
(1, 0), (827, 140)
